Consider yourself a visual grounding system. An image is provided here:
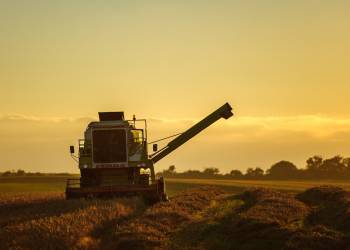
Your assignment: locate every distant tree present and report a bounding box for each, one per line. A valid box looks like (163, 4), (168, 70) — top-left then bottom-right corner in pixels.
(255, 167), (264, 177)
(168, 165), (176, 173)
(162, 165), (176, 176)
(267, 161), (299, 179)
(182, 169), (202, 178)
(183, 170), (201, 175)
(16, 169), (25, 176)
(306, 156), (323, 171)
(246, 167), (264, 178)
(203, 167), (220, 176)
(2, 171), (12, 177)
(246, 168), (254, 176)
(342, 157), (350, 169)
(319, 156), (346, 176)
(304, 155), (350, 178)
(160, 154), (350, 180)
(230, 170), (243, 178)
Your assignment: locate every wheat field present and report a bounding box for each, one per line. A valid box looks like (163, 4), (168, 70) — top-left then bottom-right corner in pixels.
(1, 176), (350, 249)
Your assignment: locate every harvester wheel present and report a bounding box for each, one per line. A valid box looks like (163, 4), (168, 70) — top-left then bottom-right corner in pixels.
(161, 193), (169, 202)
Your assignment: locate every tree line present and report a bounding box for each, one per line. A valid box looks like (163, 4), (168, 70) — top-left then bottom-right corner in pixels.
(158, 155), (350, 180)
(1, 169), (71, 177)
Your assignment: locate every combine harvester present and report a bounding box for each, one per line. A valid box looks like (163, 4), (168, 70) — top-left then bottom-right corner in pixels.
(66, 103), (233, 202)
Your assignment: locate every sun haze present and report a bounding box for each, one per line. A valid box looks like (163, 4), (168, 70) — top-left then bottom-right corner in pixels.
(1, 1), (350, 173)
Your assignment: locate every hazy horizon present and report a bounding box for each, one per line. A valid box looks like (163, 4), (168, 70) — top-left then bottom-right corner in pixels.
(1, 1), (350, 173)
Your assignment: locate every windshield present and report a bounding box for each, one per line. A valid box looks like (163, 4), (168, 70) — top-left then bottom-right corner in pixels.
(92, 129), (127, 163)
(128, 129), (144, 160)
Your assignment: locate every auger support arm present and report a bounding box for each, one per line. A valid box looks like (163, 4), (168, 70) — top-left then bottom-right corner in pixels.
(151, 102), (233, 163)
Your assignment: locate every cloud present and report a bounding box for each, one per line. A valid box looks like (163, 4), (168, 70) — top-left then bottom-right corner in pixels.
(147, 115), (350, 143)
(2, 113), (350, 141)
(227, 115), (350, 138)
(0, 114), (96, 123)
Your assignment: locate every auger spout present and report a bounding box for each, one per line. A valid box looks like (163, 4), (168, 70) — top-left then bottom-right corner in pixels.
(151, 102), (233, 163)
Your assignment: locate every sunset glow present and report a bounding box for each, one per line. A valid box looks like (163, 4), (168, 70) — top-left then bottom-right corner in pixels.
(1, 1), (350, 173)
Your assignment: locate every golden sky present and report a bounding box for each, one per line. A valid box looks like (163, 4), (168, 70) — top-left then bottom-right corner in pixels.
(1, 1), (350, 173)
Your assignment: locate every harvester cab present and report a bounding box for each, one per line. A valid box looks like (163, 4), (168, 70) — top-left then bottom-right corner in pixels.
(66, 103), (233, 202)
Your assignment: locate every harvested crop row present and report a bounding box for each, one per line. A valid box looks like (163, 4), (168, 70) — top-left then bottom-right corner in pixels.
(2, 186), (350, 250)
(235, 188), (345, 250)
(297, 185), (350, 232)
(0, 192), (82, 227)
(238, 188), (310, 226)
(231, 187), (350, 249)
(170, 187), (350, 250)
(107, 186), (226, 250)
(0, 197), (144, 250)
(197, 188), (310, 249)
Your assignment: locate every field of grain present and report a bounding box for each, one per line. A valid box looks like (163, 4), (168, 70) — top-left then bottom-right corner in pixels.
(1, 176), (350, 249)
(3, 176), (350, 195)
(0, 186), (225, 249)
(167, 178), (350, 192)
